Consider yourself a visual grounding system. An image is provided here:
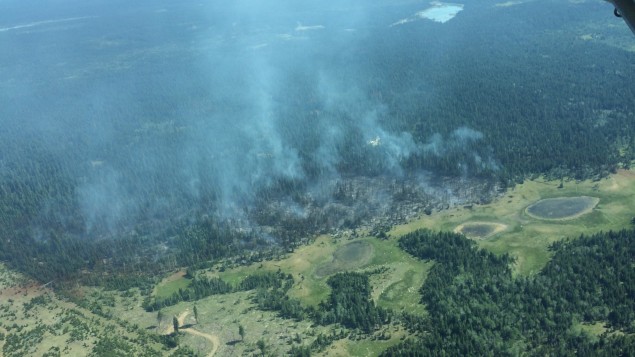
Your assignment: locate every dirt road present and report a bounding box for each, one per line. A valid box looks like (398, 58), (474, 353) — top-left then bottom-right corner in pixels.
(181, 327), (221, 357)
(167, 309), (221, 357)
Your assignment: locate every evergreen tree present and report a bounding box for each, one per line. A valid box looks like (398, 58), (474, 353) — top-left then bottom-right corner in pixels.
(156, 309), (164, 332)
(238, 325), (245, 341)
(172, 316), (179, 334)
(256, 339), (266, 356)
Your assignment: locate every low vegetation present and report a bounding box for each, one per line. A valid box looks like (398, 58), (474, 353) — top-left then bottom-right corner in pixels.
(1, 171), (634, 356)
(390, 170), (635, 275)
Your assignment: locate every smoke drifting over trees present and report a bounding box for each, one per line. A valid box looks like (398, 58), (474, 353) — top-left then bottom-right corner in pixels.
(0, 0), (488, 238)
(0, 0), (633, 249)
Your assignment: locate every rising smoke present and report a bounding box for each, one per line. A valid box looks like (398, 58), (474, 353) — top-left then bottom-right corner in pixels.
(0, 0), (497, 238)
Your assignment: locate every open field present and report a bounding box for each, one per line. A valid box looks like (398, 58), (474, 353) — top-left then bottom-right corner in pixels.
(389, 170), (635, 275)
(317, 326), (409, 357)
(314, 241), (374, 279)
(166, 233), (431, 312)
(154, 269), (191, 298)
(146, 232), (430, 355)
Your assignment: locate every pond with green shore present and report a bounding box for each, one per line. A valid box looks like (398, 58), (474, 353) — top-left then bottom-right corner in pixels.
(314, 240), (374, 278)
(525, 196), (599, 220)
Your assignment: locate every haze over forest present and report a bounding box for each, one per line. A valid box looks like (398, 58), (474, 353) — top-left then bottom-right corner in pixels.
(0, 0), (633, 281)
(1, 0), (635, 356)
(2, 0), (633, 244)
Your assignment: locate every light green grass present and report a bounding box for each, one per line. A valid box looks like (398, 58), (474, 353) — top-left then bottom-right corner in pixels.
(314, 241), (374, 278)
(156, 291), (335, 357)
(154, 277), (192, 299)
(389, 171), (635, 275)
(318, 326), (408, 357)
(342, 335), (405, 357)
(376, 265), (430, 316)
(573, 321), (609, 339)
(362, 238), (430, 316)
(191, 234), (430, 315)
(0, 265), (166, 356)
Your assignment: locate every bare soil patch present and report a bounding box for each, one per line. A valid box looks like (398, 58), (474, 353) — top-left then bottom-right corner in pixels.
(162, 310), (220, 356)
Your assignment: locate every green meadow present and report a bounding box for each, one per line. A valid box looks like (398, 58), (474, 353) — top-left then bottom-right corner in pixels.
(390, 170), (635, 275)
(145, 171), (635, 355)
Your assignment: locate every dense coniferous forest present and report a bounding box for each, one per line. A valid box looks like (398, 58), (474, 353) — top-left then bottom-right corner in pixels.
(0, 1), (634, 354)
(382, 229), (635, 356)
(0, 9), (633, 269)
(1, 5), (634, 286)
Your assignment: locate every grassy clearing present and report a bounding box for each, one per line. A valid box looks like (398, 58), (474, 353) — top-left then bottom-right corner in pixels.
(314, 241), (374, 278)
(389, 170), (635, 275)
(321, 326), (408, 357)
(154, 275), (192, 299)
(0, 265), (166, 357)
(573, 321), (609, 339)
(363, 238), (430, 316)
(374, 263), (430, 316)
(189, 233), (430, 314)
(155, 291), (334, 357)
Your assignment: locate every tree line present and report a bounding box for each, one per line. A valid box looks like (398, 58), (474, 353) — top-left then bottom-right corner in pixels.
(383, 229), (635, 356)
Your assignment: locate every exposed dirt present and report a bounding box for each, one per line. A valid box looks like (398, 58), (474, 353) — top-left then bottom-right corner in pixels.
(164, 310), (221, 357)
(182, 327), (220, 357)
(153, 269), (187, 296)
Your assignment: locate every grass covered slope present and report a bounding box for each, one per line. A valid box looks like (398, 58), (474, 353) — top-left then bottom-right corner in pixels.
(142, 234), (429, 356)
(0, 264), (189, 357)
(151, 234), (430, 315)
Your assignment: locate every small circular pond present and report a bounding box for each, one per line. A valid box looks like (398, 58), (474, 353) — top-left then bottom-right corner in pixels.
(454, 222), (507, 239)
(314, 241), (373, 279)
(525, 196), (599, 220)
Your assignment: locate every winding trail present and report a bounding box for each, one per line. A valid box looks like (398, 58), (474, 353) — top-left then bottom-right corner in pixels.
(171, 310), (221, 357)
(177, 310), (189, 327)
(181, 327), (221, 357)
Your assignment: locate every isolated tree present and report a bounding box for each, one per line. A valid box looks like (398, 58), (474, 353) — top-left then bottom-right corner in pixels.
(238, 325), (245, 341)
(256, 339), (266, 356)
(193, 305), (199, 324)
(173, 316), (179, 334)
(156, 309), (164, 332)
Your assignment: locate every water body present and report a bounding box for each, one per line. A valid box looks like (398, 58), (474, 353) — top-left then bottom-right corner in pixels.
(391, 1), (464, 26)
(455, 222), (507, 239)
(314, 241), (373, 278)
(526, 196), (599, 220)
